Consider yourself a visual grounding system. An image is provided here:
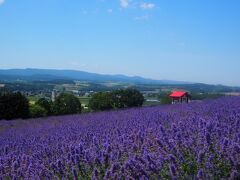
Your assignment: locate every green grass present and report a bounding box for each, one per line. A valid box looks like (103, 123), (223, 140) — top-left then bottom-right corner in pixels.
(78, 97), (90, 106)
(27, 96), (40, 105)
(143, 101), (161, 107)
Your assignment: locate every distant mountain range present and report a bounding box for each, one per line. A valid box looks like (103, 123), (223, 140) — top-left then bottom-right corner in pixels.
(0, 68), (191, 85)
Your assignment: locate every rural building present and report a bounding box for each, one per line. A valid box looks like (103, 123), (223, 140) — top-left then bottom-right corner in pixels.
(170, 91), (190, 104)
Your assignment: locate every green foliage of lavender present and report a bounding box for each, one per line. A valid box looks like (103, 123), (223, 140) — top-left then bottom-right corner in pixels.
(0, 97), (240, 179)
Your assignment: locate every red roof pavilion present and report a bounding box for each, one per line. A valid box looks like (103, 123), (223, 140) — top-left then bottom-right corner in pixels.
(170, 91), (188, 98)
(169, 91), (190, 104)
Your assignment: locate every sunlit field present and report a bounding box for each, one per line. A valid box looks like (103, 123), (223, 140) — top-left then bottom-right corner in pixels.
(1, 97), (240, 179)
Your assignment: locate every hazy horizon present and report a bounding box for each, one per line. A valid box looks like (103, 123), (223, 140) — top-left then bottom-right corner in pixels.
(0, 0), (240, 86)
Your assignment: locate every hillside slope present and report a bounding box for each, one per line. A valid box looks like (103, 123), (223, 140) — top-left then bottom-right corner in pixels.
(0, 97), (240, 178)
(0, 68), (189, 84)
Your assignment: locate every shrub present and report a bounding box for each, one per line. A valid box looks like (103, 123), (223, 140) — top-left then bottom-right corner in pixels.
(36, 98), (52, 115)
(121, 88), (144, 107)
(53, 93), (82, 115)
(90, 89), (144, 111)
(158, 92), (172, 105)
(30, 104), (47, 118)
(0, 92), (29, 120)
(111, 90), (125, 108)
(89, 92), (113, 111)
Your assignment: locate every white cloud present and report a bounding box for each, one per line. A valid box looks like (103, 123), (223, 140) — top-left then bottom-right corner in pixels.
(140, 3), (155, 9)
(120, 0), (130, 8)
(0, 0), (5, 6)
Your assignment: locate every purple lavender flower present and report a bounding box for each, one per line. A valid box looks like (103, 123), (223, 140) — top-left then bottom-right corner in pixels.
(197, 169), (205, 179)
(197, 150), (205, 165)
(0, 97), (239, 179)
(169, 164), (177, 178)
(230, 170), (240, 179)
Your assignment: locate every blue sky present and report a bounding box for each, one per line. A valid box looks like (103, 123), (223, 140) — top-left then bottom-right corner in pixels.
(0, 0), (240, 86)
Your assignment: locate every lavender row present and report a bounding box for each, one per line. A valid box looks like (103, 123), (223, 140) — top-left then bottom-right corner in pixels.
(0, 97), (240, 179)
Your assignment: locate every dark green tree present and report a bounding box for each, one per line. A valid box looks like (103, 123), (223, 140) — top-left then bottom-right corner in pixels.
(158, 93), (172, 105)
(111, 90), (125, 108)
(0, 92), (30, 120)
(30, 104), (47, 118)
(122, 89), (144, 108)
(36, 98), (52, 115)
(89, 92), (113, 111)
(160, 96), (172, 105)
(53, 93), (82, 115)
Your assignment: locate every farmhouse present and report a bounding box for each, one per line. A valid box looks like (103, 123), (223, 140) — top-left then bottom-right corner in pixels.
(170, 91), (190, 104)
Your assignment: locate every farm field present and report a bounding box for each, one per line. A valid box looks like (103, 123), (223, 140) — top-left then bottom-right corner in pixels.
(0, 97), (240, 179)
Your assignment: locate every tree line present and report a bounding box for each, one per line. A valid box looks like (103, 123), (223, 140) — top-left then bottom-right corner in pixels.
(0, 89), (144, 120)
(89, 89), (144, 111)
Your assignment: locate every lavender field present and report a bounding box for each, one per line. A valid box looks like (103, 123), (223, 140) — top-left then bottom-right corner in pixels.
(0, 97), (240, 179)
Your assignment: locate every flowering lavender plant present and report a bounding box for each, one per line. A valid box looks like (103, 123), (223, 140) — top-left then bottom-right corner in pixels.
(0, 97), (240, 179)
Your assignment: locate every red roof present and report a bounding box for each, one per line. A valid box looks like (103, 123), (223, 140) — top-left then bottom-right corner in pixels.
(170, 91), (188, 98)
